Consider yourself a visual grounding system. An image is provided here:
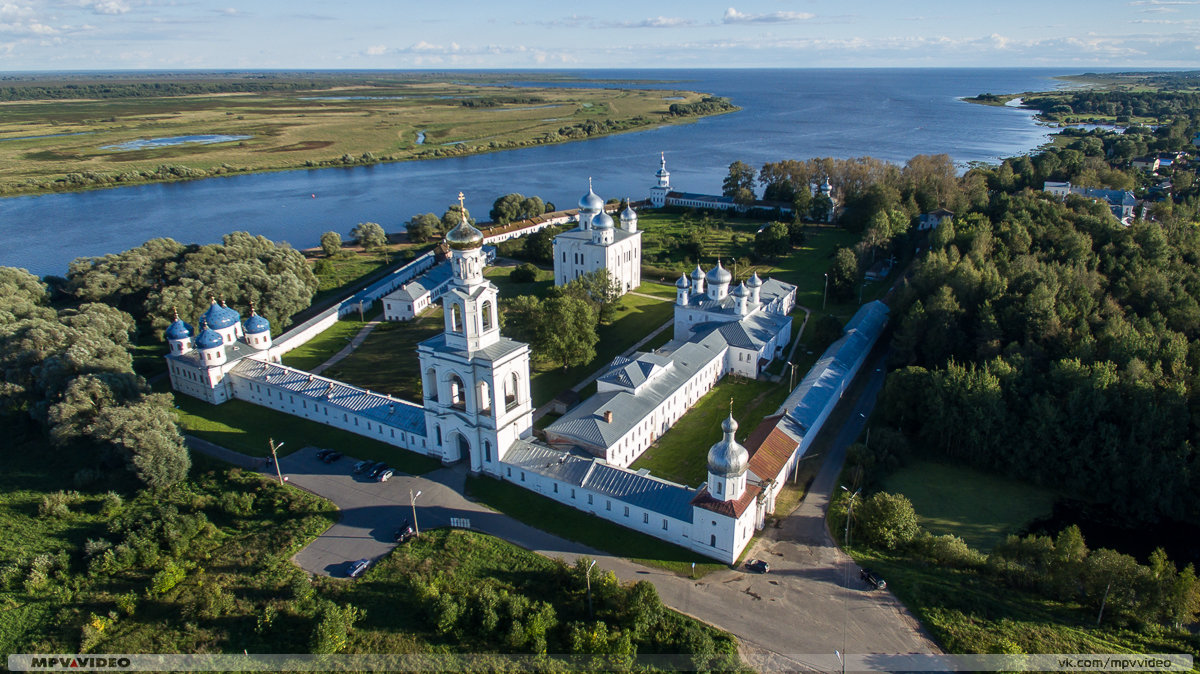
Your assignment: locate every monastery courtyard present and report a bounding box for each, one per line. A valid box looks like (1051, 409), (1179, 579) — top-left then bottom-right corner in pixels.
(189, 353), (936, 669)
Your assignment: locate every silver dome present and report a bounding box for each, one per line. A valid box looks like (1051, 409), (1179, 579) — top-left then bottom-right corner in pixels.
(732, 282), (749, 298)
(675, 275), (690, 289)
(593, 210), (614, 230)
(747, 271), (763, 287)
(707, 413), (749, 478)
(579, 184), (604, 212)
(691, 264), (705, 280)
(706, 261), (732, 285)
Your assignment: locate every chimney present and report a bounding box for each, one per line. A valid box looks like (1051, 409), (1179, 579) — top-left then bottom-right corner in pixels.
(603, 410), (613, 423)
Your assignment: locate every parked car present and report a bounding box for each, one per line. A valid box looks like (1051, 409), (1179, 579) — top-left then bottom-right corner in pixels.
(860, 568), (886, 590)
(393, 521), (415, 543)
(367, 462), (388, 478)
(745, 559), (770, 574)
(348, 558), (370, 578)
(314, 449), (332, 460)
(378, 468), (395, 482)
(322, 451), (343, 463)
(353, 460), (371, 474)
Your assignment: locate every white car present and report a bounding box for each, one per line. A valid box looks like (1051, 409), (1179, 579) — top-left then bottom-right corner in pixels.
(348, 558), (369, 578)
(378, 469), (395, 482)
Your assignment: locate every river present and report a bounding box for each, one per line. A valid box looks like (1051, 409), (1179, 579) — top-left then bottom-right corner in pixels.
(0, 68), (1073, 277)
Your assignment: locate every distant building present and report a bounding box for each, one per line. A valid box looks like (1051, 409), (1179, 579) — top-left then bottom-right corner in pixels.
(917, 208), (954, 231)
(552, 182), (642, 295)
(1132, 156), (1161, 172)
(1043, 181), (1137, 222)
(383, 261), (454, 321)
(648, 153), (814, 216)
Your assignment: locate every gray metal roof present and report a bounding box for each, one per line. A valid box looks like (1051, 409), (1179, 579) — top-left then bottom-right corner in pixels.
(385, 261), (454, 303)
(682, 277), (794, 315)
(168, 339), (258, 368)
(231, 358), (427, 436)
(596, 352), (671, 389)
(555, 227), (640, 244)
(712, 311), (791, 350)
(546, 337), (726, 448)
(419, 333), (529, 363)
(503, 440), (696, 521)
(777, 301), (889, 431)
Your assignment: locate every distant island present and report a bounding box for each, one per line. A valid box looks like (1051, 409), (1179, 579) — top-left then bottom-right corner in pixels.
(0, 71), (738, 197)
(965, 70), (1200, 127)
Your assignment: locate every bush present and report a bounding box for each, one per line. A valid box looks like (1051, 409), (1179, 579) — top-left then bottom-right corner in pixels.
(39, 491), (78, 519)
(855, 491), (920, 550)
(510, 263), (539, 283)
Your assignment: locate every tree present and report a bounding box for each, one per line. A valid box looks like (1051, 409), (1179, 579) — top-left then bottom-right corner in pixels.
(441, 205), (474, 234)
(722, 161), (757, 203)
(490, 193), (525, 225)
(501, 295), (545, 346)
(319, 231), (342, 258)
(509, 263), (539, 283)
(310, 601), (364, 654)
(542, 296), (598, 370)
(349, 222), (387, 251)
(753, 222), (791, 260)
(560, 270), (622, 325)
(523, 227), (557, 265)
(406, 213), (440, 243)
(856, 492), (920, 550)
(810, 193), (833, 223)
(829, 247), (859, 301)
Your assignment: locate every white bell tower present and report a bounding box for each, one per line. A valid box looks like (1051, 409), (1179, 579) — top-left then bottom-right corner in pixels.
(649, 152), (671, 208)
(418, 193), (533, 474)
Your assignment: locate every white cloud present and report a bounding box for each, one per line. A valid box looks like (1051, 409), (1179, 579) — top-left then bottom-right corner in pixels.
(613, 16), (694, 28)
(90, 1), (130, 15)
(365, 44), (386, 56)
(723, 7), (814, 24)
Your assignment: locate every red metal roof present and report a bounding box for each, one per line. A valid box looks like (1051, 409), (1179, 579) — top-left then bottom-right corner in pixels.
(745, 414), (800, 483)
(691, 483), (761, 518)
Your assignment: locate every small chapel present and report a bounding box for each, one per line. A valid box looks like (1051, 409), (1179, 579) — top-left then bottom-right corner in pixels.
(552, 180), (642, 295)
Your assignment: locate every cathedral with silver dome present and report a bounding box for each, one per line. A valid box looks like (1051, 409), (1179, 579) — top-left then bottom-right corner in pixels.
(552, 179), (642, 295)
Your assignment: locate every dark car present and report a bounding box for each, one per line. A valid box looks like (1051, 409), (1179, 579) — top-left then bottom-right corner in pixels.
(393, 521), (415, 543)
(745, 559), (770, 574)
(314, 449), (332, 460)
(353, 460), (371, 474)
(367, 462), (388, 479)
(860, 568), (886, 590)
(322, 451), (343, 463)
(347, 558), (370, 578)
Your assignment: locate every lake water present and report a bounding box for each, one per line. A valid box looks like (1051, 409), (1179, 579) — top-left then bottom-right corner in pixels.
(0, 68), (1074, 277)
(100, 134), (253, 151)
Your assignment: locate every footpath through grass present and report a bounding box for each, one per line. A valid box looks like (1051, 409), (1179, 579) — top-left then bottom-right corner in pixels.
(321, 309), (445, 402)
(883, 460), (1056, 552)
(170, 390), (441, 474)
(465, 475), (726, 578)
(630, 376), (791, 487)
(281, 313), (378, 372)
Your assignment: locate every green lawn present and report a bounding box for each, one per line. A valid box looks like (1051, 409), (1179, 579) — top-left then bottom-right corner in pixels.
(464, 476), (726, 578)
(636, 281), (680, 299)
(485, 264), (555, 301)
(170, 390), (442, 474)
(281, 312), (379, 372)
(319, 308), (444, 402)
(630, 376), (792, 487)
(882, 460), (1057, 551)
(529, 293), (674, 407)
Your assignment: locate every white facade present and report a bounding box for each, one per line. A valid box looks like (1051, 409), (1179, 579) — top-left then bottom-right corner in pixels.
(553, 183), (642, 295)
(418, 212), (534, 473)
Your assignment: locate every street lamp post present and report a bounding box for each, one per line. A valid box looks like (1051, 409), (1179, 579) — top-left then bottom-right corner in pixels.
(823, 273), (829, 310)
(841, 485), (861, 549)
(410, 489), (423, 536)
(268, 438), (285, 486)
(585, 559), (597, 619)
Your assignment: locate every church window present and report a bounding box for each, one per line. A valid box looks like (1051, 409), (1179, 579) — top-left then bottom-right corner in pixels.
(449, 374), (467, 410)
(643, 512), (649, 524)
(482, 301), (494, 331)
(571, 488), (576, 499)
(624, 506), (629, 517)
(553, 483), (558, 493)
(587, 494), (593, 505)
(505, 372), (519, 410)
(506, 467), (511, 477)
(662, 519), (668, 531)
(484, 441), (491, 462)
(451, 303), (463, 332)
(520, 472), (525, 482)
(436, 426), (442, 446)
(716, 482), (722, 495)
(606, 500), (611, 511)
(343, 414), (348, 422)
(710, 534), (717, 547)
(391, 429), (395, 438)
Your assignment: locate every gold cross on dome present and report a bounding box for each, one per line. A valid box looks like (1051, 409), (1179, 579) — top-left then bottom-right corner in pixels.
(458, 191), (465, 210)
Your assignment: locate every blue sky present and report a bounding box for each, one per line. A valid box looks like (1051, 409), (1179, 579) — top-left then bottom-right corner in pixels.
(0, 0), (1197, 70)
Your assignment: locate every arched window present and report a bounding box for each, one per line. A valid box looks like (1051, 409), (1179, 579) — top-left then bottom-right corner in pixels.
(424, 368), (438, 401)
(435, 425), (442, 446)
(484, 441), (491, 463)
(481, 300), (494, 331)
(451, 303), (463, 333)
(448, 374), (467, 410)
(505, 372), (519, 410)
(478, 380), (491, 413)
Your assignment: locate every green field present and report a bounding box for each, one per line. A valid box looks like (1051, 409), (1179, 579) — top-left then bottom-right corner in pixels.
(881, 460), (1056, 551)
(465, 476), (726, 578)
(281, 313), (378, 372)
(169, 389), (442, 475)
(630, 376), (792, 487)
(0, 76), (729, 196)
(319, 309), (446, 402)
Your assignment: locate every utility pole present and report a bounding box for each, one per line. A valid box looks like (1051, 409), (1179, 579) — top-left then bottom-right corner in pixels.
(585, 559), (597, 619)
(410, 489), (422, 536)
(841, 486), (861, 549)
(268, 438), (285, 486)
(822, 273), (829, 310)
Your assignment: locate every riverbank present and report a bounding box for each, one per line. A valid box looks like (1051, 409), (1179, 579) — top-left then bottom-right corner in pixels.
(0, 77), (735, 197)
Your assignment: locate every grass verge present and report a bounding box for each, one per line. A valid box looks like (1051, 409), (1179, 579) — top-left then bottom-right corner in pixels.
(464, 475), (726, 578)
(170, 390), (442, 474)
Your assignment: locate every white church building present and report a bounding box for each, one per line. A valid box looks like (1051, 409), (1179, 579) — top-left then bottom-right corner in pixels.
(552, 181), (642, 295)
